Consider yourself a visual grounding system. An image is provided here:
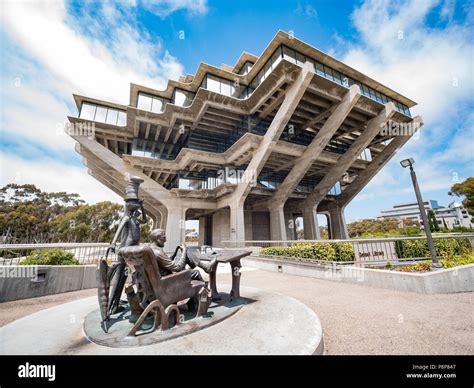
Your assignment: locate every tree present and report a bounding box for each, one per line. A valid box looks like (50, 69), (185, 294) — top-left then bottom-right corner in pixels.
(0, 183), (125, 243)
(427, 210), (439, 232)
(347, 218), (420, 238)
(449, 177), (474, 216)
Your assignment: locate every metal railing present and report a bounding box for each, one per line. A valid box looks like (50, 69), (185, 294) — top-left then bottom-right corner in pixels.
(222, 233), (474, 265)
(0, 243), (117, 265)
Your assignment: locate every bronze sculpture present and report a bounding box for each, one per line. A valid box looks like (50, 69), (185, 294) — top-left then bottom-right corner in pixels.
(96, 176), (251, 337)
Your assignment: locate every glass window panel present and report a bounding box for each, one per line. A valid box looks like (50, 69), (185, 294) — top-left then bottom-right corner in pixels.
(95, 106), (107, 122)
(205, 74), (221, 93)
(221, 79), (231, 96)
(117, 111), (126, 126)
(296, 52), (306, 66)
(375, 91), (383, 103)
(368, 88), (376, 99)
(361, 84), (369, 97)
(271, 48), (282, 70)
(257, 69), (265, 84)
(264, 60), (272, 78)
(250, 76), (259, 89)
(105, 108), (118, 125)
(324, 66), (334, 81)
(282, 46), (297, 64)
(80, 103), (96, 120)
(137, 93), (152, 111)
(332, 70), (342, 85)
(151, 97), (164, 113)
(173, 89), (193, 107)
(315, 62), (325, 76)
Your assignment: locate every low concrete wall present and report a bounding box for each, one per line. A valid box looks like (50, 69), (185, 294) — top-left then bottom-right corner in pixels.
(0, 265), (97, 302)
(242, 257), (474, 294)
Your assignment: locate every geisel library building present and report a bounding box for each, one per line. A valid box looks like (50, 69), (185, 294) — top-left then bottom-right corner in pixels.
(68, 31), (422, 251)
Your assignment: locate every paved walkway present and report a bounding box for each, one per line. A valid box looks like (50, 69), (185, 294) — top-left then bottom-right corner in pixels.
(1, 269), (473, 354)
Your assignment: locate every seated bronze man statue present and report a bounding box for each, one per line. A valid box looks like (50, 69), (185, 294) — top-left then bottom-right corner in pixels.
(149, 229), (217, 281)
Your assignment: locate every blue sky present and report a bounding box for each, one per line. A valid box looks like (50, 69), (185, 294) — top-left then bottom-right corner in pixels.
(0, 0), (473, 224)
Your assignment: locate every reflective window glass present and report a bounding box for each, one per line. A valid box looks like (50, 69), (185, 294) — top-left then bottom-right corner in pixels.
(221, 79), (231, 96)
(151, 97), (164, 113)
(315, 62), (325, 76)
(271, 49), (282, 69)
(80, 103), (96, 120)
(296, 52), (306, 66)
(282, 46), (296, 64)
(117, 111), (126, 126)
(105, 109), (118, 125)
(95, 106), (107, 122)
(264, 60), (272, 78)
(137, 94), (152, 111)
(206, 74), (221, 93)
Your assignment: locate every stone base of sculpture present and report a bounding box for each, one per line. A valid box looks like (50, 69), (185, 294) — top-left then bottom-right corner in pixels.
(84, 291), (251, 348)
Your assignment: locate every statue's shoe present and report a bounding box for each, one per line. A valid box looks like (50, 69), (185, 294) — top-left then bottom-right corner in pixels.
(200, 257), (218, 274)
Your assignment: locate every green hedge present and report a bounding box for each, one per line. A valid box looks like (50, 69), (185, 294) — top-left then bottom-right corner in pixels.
(260, 242), (355, 262)
(20, 249), (80, 265)
(394, 237), (471, 259)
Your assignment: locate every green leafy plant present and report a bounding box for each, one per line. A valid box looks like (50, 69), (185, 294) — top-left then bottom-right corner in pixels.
(440, 254), (474, 268)
(20, 249), (80, 265)
(261, 242), (355, 262)
(395, 237), (471, 259)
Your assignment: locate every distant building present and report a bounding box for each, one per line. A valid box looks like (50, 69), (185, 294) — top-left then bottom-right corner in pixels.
(378, 200), (472, 229)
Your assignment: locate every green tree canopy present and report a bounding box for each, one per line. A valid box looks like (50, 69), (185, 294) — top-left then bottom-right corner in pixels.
(449, 177), (474, 216)
(0, 183), (125, 243)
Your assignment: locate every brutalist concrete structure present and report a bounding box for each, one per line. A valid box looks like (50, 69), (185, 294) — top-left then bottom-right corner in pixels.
(68, 31), (422, 251)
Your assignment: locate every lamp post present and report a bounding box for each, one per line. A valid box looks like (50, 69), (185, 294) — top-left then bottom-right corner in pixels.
(400, 158), (440, 267)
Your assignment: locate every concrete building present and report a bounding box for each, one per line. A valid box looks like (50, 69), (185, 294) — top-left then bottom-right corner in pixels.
(378, 200), (472, 229)
(67, 31), (422, 251)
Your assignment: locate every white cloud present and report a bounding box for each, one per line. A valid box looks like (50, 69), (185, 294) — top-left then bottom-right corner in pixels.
(0, 0), (193, 197)
(341, 0), (474, 219)
(141, 0), (208, 18)
(0, 153), (122, 204)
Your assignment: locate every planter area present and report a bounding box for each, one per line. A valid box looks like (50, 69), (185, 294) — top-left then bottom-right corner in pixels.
(242, 256), (474, 294)
(0, 265), (97, 302)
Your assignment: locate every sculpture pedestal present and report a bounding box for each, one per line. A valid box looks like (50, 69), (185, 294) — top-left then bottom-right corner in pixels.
(0, 285), (324, 355)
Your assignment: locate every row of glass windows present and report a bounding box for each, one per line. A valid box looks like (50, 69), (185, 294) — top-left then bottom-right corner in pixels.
(133, 44), (411, 118)
(280, 44), (411, 116)
(79, 102), (126, 126)
(238, 61), (254, 75)
(136, 88), (195, 114)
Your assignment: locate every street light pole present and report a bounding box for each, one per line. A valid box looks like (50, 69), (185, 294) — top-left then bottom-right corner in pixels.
(401, 159), (440, 267)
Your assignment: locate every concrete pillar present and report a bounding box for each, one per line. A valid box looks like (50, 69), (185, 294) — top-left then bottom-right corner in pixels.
(229, 204), (245, 245)
(267, 85), (362, 209)
(304, 102), (397, 210)
(285, 212), (296, 240)
(337, 116), (423, 205)
(269, 205), (287, 241)
(198, 216), (206, 246)
(302, 207), (321, 240)
(327, 204), (348, 240)
(164, 206), (187, 253)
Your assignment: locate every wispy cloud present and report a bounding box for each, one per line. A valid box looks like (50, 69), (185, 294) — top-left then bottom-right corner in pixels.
(0, 0), (201, 202)
(341, 0), (474, 220)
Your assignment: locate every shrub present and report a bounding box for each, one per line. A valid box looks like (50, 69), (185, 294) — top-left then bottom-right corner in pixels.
(395, 237), (471, 259)
(395, 261), (431, 273)
(20, 249), (80, 265)
(260, 242), (354, 262)
(440, 254), (474, 268)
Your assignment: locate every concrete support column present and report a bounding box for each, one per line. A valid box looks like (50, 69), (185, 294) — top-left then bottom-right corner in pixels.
(164, 206), (187, 253)
(302, 207), (321, 240)
(327, 204), (348, 240)
(229, 204), (245, 245)
(269, 205), (287, 241)
(285, 212), (296, 240)
(198, 216), (206, 246)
